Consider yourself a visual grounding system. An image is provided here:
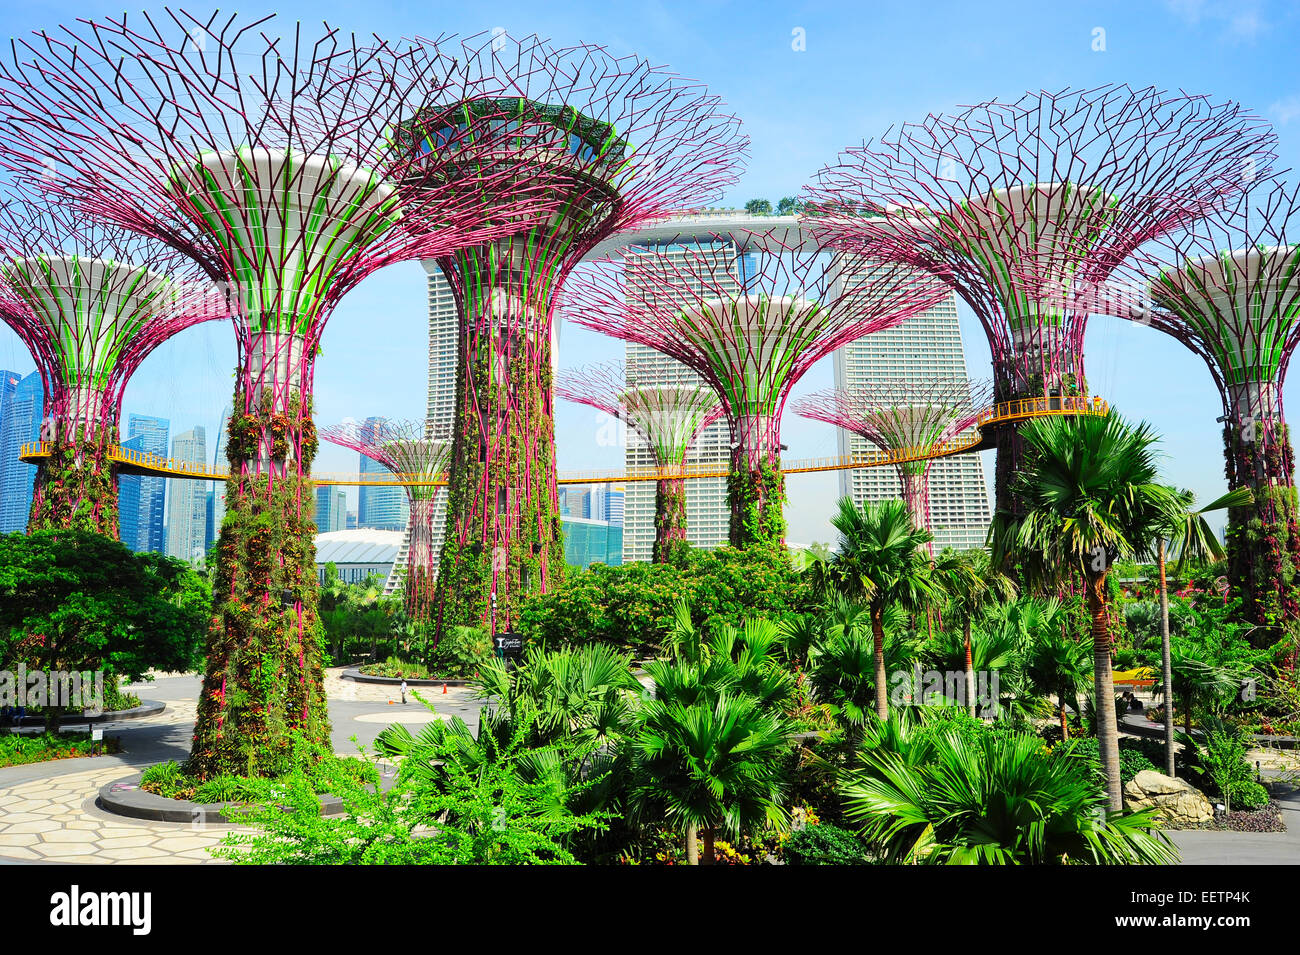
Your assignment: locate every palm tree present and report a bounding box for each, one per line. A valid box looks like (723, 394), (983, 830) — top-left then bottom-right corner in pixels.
(640, 614), (794, 862)
(824, 497), (939, 719)
(473, 643), (642, 750)
(1159, 640), (1245, 736)
(1150, 487), (1251, 775)
(632, 691), (790, 865)
(990, 413), (1183, 810)
(1024, 623), (1092, 739)
(840, 714), (1178, 864)
(934, 549), (1017, 714)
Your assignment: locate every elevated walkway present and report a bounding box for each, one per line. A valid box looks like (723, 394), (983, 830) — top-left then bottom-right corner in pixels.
(20, 395), (1107, 486)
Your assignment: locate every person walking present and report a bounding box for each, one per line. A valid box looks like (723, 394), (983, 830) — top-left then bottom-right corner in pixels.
(400, 679), (408, 705)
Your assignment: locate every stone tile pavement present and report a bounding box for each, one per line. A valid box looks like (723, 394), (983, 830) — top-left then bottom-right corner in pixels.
(0, 668), (487, 865)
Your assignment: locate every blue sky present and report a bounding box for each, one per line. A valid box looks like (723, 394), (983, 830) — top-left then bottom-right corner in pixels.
(0, 0), (1297, 542)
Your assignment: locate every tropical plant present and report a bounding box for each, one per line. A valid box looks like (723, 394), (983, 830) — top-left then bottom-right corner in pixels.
(840, 712), (1178, 864)
(1023, 623), (1092, 740)
(1149, 487), (1252, 774)
(631, 689), (791, 865)
(0, 530), (208, 731)
(817, 497), (939, 719)
(220, 730), (607, 865)
(932, 548), (1017, 714)
(990, 412), (1183, 810)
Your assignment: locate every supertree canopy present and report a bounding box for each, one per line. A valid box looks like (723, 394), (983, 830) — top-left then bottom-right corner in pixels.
(804, 85), (1276, 518)
(0, 187), (219, 535)
(392, 35), (748, 636)
(1109, 180), (1300, 641)
(793, 377), (992, 551)
(321, 418), (452, 621)
(0, 12), (565, 777)
(556, 360), (724, 562)
(566, 228), (950, 547)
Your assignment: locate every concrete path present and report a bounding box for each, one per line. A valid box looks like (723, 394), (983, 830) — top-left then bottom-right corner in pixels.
(0, 668), (486, 865)
(1169, 788), (1300, 865)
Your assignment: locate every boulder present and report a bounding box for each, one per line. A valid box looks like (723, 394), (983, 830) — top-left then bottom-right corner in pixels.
(1122, 770), (1214, 828)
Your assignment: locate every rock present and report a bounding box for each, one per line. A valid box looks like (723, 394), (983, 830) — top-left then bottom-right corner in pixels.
(1123, 770), (1214, 828)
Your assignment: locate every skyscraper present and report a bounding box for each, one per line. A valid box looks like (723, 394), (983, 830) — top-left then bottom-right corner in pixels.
(118, 414), (168, 552)
(0, 370), (43, 533)
(210, 405), (230, 537)
(313, 485), (347, 533)
(357, 416), (409, 531)
(166, 425), (208, 564)
(832, 288), (991, 552)
(619, 240), (751, 561)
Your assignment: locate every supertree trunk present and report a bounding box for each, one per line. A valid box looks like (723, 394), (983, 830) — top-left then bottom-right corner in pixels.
(434, 243), (565, 636)
(898, 465), (932, 554)
(728, 414), (785, 548)
(28, 394), (120, 536)
(1223, 416), (1300, 646)
(407, 496), (438, 620)
(189, 330), (329, 779)
(653, 477), (689, 563)
(991, 336), (1085, 518)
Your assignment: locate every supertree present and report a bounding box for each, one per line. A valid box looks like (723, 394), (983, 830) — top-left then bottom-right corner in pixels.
(388, 37), (748, 637)
(0, 186), (221, 535)
(556, 360), (725, 562)
(1094, 179), (1300, 643)
(320, 418), (452, 621)
(566, 229), (950, 547)
(0, 12), (567, 777)
(804, 85), (1276, 519)
(793, 377), (993, 552)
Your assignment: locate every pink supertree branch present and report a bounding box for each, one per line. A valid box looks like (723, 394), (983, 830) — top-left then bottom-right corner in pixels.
(564, 228), (950, 470)
(555, 360), (725, 468)
(803, 85), (1277, 400)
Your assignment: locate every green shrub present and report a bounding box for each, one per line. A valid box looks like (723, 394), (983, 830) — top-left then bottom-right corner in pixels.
(518, 543), (812, 655)
(1062, 737), (1158, 783)
(1228, 779), (1269, 811)
(0, 730), (119, 767)
(429, 626), (492, 678)
(784, 824), (873, 865)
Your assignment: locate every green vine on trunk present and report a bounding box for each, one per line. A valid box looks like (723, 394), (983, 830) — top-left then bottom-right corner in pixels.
(188, 384), (329, 780)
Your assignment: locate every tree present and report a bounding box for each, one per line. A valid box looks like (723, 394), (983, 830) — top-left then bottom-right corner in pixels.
(0, 530), (207, 731)
(1151, 487), (1251, 774)
(776, 196), (800, 216)
(744, 198), (773, 215)
(632, 691), (790, 865)
(821, 497), (938, 718)
(933, 548), (1016, 714)
(840, 713), (1178, 864)
(990, 413), (1183, 809)
(636, 616), (794, 863)
(1024, 619), (1092, 739)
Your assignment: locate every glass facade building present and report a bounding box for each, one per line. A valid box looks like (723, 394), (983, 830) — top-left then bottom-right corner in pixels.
(165, 425), (208, 564)
(118, 414), (169, 552)
(0, 370), (42, 533)
(561, 516), (624, 568)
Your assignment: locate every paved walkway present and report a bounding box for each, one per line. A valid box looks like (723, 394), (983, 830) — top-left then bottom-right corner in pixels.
(0, 669), (485, 865)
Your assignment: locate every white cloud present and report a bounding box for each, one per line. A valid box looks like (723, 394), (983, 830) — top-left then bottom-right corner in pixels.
(1164, 0), (1268, 40)
(1269, 95), (1300, 125)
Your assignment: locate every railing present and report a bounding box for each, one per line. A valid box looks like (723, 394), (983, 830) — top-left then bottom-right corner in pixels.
(17, 395), (1110, 487)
